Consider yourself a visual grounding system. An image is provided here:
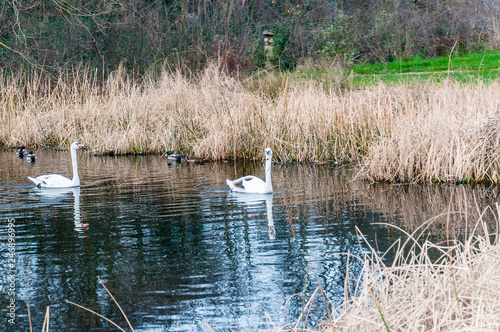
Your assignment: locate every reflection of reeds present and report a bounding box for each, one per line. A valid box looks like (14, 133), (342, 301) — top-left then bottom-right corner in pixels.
(3, 66), (500, 182)
(364, 183), (500, 240)
(285, 208), (500, 331)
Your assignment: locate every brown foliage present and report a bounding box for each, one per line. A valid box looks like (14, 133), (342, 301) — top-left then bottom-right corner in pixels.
(1, 0), (500, 78)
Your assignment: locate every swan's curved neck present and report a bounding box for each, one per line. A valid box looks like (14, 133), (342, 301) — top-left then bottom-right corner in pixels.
(71, 147), (80, 186)
(265, 157), (273, 192)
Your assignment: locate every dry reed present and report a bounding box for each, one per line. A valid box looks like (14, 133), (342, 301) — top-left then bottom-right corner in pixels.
(65, 277), (134, 332)
(281, 205), (500, 331)
(2, 65), (500, 182)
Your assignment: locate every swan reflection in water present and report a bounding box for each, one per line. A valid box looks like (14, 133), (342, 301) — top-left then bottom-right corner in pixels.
(29, 186), (89, 232)
(228, 192), (275, 239)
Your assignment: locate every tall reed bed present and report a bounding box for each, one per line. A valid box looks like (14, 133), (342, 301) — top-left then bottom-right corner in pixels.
(285, 206), (500, 331)
(2, 65), (500, 182)
(365, 82), (500, 183)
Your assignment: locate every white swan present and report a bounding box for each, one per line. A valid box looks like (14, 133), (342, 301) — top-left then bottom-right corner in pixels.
(28, 142), (84, 188)
(226, 148), (273, 194)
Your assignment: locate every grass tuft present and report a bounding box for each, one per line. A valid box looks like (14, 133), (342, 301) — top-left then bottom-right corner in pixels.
(281, 205), (500, 331)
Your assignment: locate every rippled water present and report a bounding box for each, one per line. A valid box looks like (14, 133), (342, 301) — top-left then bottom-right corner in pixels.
(1, 147), (499, 331)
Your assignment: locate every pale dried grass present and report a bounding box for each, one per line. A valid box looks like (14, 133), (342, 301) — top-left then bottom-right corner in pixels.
(364, 81), (500, 183)
(2, 66), (500, 182)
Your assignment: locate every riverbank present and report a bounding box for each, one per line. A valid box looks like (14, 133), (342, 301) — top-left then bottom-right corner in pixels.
(2, 64), (500, 183)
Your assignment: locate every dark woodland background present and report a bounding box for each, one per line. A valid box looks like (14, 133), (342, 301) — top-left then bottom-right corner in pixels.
(1, 0), (499, 80)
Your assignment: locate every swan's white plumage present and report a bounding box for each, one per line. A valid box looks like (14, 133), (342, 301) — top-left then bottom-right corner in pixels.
(28, 142), (84, 188)
(226, 148), (273, 194)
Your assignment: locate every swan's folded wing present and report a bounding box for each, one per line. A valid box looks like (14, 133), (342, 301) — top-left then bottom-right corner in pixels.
(28, 174), (72, 188)
(242, 177), (266, 192)
(227, 175), (259, 186)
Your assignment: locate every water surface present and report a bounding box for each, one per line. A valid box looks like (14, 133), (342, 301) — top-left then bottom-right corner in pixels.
(0, 147), (498, 331)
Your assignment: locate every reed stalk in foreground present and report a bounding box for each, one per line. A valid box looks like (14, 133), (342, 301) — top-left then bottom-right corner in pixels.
(2, 65), (500, 182)
(65, 277), (135, 332)
(280, 205), (500, 331)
